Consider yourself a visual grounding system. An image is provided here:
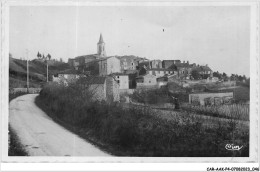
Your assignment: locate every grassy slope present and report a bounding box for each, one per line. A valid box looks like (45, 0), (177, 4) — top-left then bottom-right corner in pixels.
(9, 57), (70, 88)
(35, 83), (249, 157)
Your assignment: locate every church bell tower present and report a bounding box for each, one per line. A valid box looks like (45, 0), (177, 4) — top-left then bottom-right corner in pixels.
(97, 33), (106, 57)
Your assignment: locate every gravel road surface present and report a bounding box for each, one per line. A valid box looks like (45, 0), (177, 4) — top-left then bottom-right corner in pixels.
(9, 94), (111, 156)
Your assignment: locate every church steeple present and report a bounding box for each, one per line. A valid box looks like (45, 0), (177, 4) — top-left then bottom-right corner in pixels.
(98, 34), (104, 44)
(97, 33), (106, 57)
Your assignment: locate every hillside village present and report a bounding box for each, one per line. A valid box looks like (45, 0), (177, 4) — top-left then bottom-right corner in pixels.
(48, 34), (248, 105)
(65, 34), (214, 88)
(51, 34), (212, 102)
(9, 33), (249, 105)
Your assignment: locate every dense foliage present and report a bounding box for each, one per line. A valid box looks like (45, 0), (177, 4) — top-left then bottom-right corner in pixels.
(36, 81), (249, 157)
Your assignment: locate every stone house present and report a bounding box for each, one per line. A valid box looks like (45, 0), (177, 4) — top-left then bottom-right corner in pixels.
(52, 69), (80, 85)
(87, 76), (120, 102)
(146, 68), (176, 78)
(119, 56), (139, 71)
(191, 64), (213, 79)
(174, 61), (193, 79)
(137, 60), (151, 69)
(199, 65), (212, 77)
(162, 60), (181, 69)
(136, 74), (157, 89)
(189, 92), (233, 106)
(98, 56), (121, 76)
(151, 60), (162, 68)
(111, 73), (129, 89)
(156, 76), (168, 88)
(68, 54), (98, 71)
(137, 60), (162, 69)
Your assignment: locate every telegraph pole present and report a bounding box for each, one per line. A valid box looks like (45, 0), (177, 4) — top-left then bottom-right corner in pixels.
(26, 49), (29, 93)
(47, 61), (48, 82)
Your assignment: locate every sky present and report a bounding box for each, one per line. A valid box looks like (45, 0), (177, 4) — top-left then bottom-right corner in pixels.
(9, 6), (250, 76)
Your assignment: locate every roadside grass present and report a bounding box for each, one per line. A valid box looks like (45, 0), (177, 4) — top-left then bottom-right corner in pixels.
(8, 92), (28, 156)
(8, 126), (28, 156)
(180, 103), (249, 121)
(9, 91), (28, 102)
(131, 87), (249, 121)
(35, 81), (249, 157)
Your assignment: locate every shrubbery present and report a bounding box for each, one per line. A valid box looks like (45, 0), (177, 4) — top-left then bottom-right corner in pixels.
(36, 81), (249, 156)
(131, 87), (171, 104)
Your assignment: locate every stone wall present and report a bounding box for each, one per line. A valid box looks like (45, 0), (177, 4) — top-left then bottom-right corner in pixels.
(10, 88), (42, 94)
(189, 92), (234, 106)
(89, 83), (106, 102)
(106, 76), (120, 102)
(107, 57), (121, 75)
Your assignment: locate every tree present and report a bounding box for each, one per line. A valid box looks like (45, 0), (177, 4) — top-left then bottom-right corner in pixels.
(213, 71), (220, 78)
(238, 75), (243, 81)
(47, 54), (51, 60)
(37, 52), (42, 59)
(191, 69), (200, 80)
(42, 54), (45, 60)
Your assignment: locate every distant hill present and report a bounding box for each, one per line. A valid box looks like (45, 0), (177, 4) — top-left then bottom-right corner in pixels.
(9, 57), (70, 88)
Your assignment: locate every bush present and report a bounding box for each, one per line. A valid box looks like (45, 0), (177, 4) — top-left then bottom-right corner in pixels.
(36, 81), (249, 157)
(131, 87), (170, 104)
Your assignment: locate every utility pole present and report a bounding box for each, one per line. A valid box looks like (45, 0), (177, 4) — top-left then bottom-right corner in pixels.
(47, 61), (48, 82)
(26, 49), (29, 93)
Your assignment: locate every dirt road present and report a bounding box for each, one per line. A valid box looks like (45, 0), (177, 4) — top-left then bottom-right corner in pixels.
(9, 94), (111, 156)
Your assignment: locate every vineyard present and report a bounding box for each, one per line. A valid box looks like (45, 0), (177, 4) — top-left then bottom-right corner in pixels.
(181, 103), (249, 121)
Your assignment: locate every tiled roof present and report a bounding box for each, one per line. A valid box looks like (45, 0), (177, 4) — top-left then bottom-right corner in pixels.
(200, 65), (212, 71)
(136, 74), (156, 79)
(123, 70), (139, 74)
(162, 60), (181, 62)
(147, 68), (174, 71)
(174, 63), (192, 68)
(74, 54), (98, 60)
(86, 76), (106, 84)
(95, 56), (116, 62)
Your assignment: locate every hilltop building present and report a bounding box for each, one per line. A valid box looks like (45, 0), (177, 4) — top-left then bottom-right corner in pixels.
(97, 34), (106, 57)
(68, 33), (107, 71)
(120, 56), (139, 71)
(162, 60), (181, 69)
(98, 56), (121, 76)
(111, 73), (129, 89)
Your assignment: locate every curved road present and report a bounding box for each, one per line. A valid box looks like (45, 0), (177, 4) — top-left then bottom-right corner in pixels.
(9, 94), (111, 156)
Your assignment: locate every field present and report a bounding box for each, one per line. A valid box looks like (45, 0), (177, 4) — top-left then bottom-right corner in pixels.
(181, 103), (249, 121)
(9, 57), (70, 89)
(35, 81), (249, 157)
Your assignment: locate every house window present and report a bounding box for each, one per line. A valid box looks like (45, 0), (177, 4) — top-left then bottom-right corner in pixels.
(132, 63), (134, 66)
(149, 80), (151, 83)
(117, 76), (119, 78)
(117, 80), (120, 84)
